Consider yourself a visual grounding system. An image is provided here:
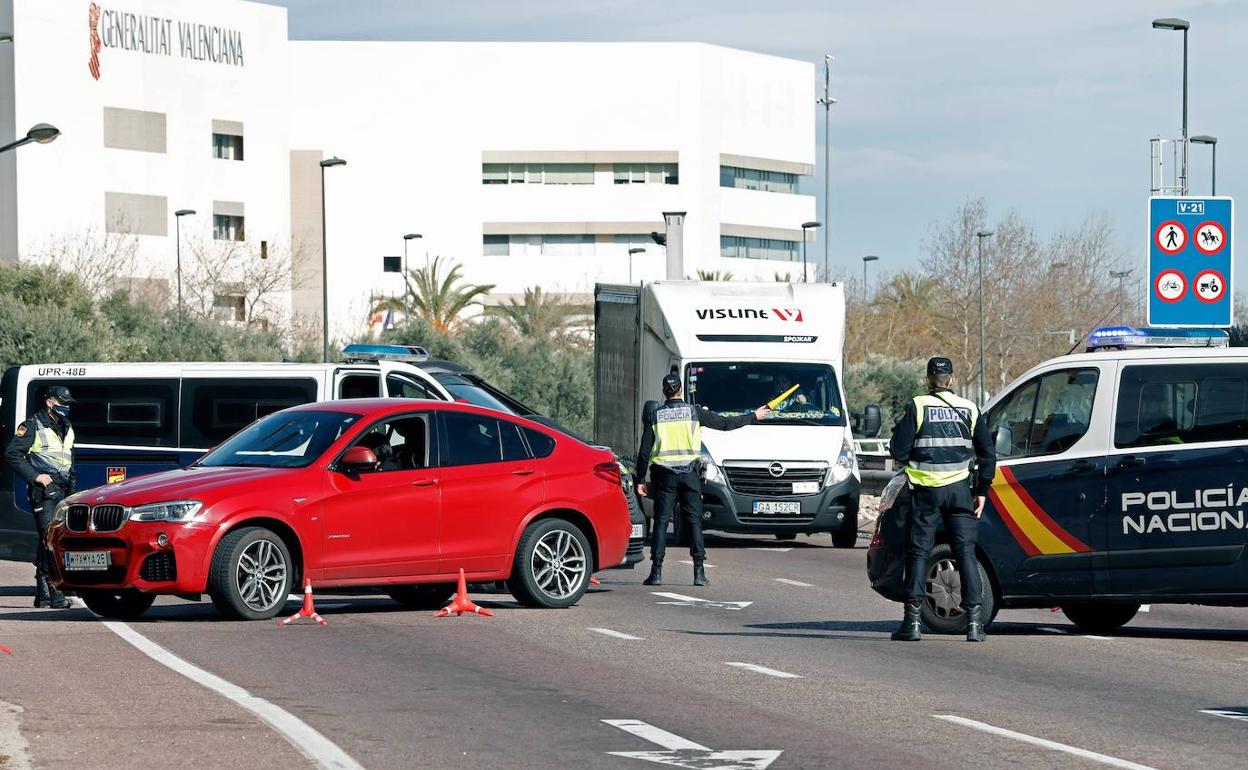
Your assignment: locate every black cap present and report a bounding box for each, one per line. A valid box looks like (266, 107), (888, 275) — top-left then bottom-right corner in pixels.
(662, 373), (682, 397)
(927, 357), (954, 377)
(44, 385), (75, 404)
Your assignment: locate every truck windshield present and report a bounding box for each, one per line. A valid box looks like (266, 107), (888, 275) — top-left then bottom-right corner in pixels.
(197, 410), (361, 468)
(686, 362), (846, 426)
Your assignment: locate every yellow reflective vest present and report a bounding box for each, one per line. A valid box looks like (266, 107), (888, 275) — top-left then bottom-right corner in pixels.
(28, 414), (75, 481)
(903, 392), (978, 488)
(650, 402), (702, 470)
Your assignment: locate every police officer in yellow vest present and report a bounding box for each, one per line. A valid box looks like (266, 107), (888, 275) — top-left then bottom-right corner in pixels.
(4, 385), (77, 609)
(635, 373), (770, 587)
(888, 358), (995, 642)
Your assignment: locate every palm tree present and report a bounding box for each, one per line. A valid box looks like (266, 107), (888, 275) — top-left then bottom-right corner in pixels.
(499, 286), (587, 339)
(696, 269), (735, 281)
(373, 256), (495, 334)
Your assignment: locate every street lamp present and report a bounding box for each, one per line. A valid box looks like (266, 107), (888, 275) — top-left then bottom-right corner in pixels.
(173, 209), (195, 314)
(628, 247), (645, 283)
(817, 54), (837, 282)
(862, 255), (879, 361)
(975, 229), (994, 406)
(800, 221), (821, 283)
(402, 233), (422, 276)
(1191, 135), (1217, 195)
(1153, 17), (1190, 194)
(1110, 269), (1133, 320)
(0, 33), (12, 43)
(319, 156), (347, 363)
(0, 123), (60, 154)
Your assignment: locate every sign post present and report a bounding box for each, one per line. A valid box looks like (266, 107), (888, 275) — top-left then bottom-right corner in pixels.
(1148, 196), (1234, 327)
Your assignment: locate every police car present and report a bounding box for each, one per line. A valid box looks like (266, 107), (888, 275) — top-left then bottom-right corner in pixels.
(1, 345), (646, 567)
(869, 326), (1247, 634)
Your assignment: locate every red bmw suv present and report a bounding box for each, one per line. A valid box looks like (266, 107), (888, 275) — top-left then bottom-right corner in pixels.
(47, 400), (631, 620)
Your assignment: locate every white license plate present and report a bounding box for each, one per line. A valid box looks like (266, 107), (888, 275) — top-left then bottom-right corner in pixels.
(792, 482), (819, 494)
(64, 551), (111, 571)
(752, 501), (801, 515)
(631, 523), (644, 539)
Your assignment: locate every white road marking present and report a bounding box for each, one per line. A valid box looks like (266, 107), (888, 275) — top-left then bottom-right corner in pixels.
(589, 627), (643, 641)
(651, 592), (752, 610)
(1202, 708), (1248, 722)
(748, 547), (792, 552)
(1037, 626), (1111, 641)
(603, 719), (782, 769)
(934, 715), (1159, 770)
(677, 560), (715, 567)
(1139, 605), (1151, 612)
(103, 621), (363, 770)
(773, 578), (813, 587)
(724, 662), (802, 679)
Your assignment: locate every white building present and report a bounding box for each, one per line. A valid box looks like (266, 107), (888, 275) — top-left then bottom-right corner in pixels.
(0, 0), (816, 340)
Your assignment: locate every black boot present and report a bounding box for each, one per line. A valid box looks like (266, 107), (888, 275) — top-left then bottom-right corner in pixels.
(643, 563), (663, 586)
(693, 562), (709, 587)
(891, 601), (923, 641)
(966, 605), (987, 642)
(33, 574), (50, 608)
(47, 583), (70, 610)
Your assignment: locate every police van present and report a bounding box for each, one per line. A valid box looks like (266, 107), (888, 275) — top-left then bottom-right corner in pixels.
(869, 327), (1248, 634)
(1, 344), (646, 565)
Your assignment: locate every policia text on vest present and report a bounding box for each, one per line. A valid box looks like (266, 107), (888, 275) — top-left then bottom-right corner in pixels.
(887, 357), (996, 642)
(635, 375), (771, 587)
(3, 385), (77, 610)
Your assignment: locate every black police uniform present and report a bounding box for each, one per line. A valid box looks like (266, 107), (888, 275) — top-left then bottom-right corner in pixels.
(635, 377), (756, 586)
(4, 386), (77, 609)
(888, 358), (996, 641)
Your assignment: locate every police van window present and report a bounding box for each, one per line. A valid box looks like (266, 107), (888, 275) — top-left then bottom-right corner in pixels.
(385, 374), (440, 400)
(1116, 364), (1248, 448)
(181, 378), (317, 448)
(26, 379), (178, 446)
(523, 427), (556, 459)
(338, 374), (380, 399)
(1027, 369), (1098, 455)
(988, 380), (1039, 459)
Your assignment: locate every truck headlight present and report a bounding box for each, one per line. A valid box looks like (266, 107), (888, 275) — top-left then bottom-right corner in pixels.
(129, 500), (203, 523)
(700, 450), (725, 485)
(829, 438), (856, 485)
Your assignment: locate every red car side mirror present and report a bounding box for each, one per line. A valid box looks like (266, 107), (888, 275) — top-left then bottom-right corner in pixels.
(340, 446), (378, 473)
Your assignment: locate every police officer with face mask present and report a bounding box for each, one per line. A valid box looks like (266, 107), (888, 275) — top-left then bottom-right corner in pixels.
(888, 358), (996, 642)
(635, 373), (771, 587)
(4, 385), (77, 609)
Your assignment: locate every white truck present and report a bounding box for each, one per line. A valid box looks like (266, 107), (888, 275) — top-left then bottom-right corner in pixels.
(594, 281), (861, 547)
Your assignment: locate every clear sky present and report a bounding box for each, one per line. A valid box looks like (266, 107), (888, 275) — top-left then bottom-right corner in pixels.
(267, 0), (1245, 281)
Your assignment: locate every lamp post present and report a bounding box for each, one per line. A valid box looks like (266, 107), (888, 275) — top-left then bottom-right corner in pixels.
(402, 233), (422, 276)
(817, 54), (837, 281)
(173, 209), (195, 314)
(862, 255), (878, 361)
(0, 123), (60, 154)
(1153, 17), (1191, 194)
(800, 221), (821, 282)
(1109, 269), (1133, 320)
(628, 247), (645, 283)
(975, 229), (994, 406)
(319, 156), (346, 363)
(1191, 135), (1217, 195)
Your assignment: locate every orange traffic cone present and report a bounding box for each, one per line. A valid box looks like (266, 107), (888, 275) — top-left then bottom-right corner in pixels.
(435, 568), (494, 618)
(0, 645), (11, 655)
(589, 576), (601, 586)
(279, 578), (327, 626)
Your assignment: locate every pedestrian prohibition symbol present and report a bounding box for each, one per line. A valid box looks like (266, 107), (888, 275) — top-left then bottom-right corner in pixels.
(1148, 197), (1235, 327)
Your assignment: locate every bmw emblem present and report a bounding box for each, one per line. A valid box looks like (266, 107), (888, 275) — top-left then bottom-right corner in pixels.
(768, 462), (786, 478)
(95, 495), (104, 502)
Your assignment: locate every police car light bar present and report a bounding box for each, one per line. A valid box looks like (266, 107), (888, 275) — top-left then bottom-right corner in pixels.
(342, 343), (430, 363)
(1086, 326), (1229, 351)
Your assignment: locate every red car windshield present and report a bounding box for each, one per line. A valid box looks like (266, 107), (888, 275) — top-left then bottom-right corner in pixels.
(198, 410), (362, 469)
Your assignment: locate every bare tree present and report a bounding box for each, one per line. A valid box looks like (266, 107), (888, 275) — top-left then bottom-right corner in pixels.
(31, 224), (142, 301)
(183, 236), (307, 327)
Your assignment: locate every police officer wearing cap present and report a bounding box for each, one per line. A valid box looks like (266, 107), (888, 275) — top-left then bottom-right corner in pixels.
(4, 385), (77, 609)
(635, 373), (771, 587)
(888, 358), (995, 642)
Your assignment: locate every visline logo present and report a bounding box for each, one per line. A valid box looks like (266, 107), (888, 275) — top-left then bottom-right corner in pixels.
(695, 307), (804, 322)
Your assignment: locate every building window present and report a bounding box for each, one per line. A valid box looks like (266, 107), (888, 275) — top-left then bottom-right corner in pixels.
(212, 292), (246, 322)
(613, 163), (678, 185)
(213, 214), (245, 241)
(483, 235), (509, 256)
(720, 235), (798, 261)
(212, 133), (244, 161)
(482, 163), (594, 185)
(719, 166), (798, 194)
(483, 234), (598, 257)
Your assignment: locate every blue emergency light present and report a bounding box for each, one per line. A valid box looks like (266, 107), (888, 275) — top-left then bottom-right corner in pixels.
(1086, 326), (1229, 351)
(342, 343), (430, 363)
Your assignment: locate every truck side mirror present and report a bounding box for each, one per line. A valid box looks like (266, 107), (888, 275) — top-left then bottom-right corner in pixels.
(861, 404), (882, 438)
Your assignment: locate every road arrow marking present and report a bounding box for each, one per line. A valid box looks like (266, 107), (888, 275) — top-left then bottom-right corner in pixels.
(651, 592), (752, 610)
(603, 719), (782, 769)
(1202, 707), (1248, 722)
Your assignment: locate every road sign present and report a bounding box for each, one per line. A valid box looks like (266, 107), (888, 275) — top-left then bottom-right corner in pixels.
(1148, 197), (1234, 327)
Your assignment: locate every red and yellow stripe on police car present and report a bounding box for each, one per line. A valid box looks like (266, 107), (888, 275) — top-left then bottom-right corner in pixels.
(987, 466), (1090, 556)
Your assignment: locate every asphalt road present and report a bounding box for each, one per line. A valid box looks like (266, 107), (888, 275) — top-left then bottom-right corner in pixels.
(3, 533), (1248, 770)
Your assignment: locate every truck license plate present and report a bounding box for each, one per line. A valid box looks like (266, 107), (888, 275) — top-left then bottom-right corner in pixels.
(752, 501), (801, 515)
(64, 551), (111, 571)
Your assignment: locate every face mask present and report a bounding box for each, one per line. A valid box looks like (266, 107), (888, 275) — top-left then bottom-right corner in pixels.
(51, 405), (70, 419)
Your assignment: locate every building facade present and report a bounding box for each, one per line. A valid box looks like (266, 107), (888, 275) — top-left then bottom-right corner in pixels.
(1, 0), (815, 341)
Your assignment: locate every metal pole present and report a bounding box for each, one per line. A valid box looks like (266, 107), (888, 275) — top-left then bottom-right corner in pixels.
(1181, 28), (1189, 194)
(175, 215), (182, 314)
(862, 258), (868, 361)
(403, 238), (408, 277)
(822, 56), (832, 281)
(1212, 142), (1217, 195)
(977, 236), (986, 406)
(801, 232), (808, 282)
(320, 165), (329, 363)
